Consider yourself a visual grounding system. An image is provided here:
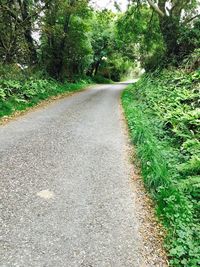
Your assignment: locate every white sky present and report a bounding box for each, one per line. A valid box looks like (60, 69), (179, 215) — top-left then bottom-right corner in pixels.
(90, 0), (129, 12)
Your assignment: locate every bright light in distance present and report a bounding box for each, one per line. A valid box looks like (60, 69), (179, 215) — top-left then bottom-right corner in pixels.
(90, 0), (128, 12)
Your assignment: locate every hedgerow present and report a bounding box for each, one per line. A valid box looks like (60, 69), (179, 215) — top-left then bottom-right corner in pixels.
(0, 78), (88, 118)
(122, 68), (200, 266)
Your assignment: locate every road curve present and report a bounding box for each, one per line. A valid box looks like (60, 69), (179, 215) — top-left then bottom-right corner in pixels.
(0, 84), (145, 267)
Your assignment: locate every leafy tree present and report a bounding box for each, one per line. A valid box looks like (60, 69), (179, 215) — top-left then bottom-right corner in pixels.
(40, 0), (92, 79)
(0, 0), (51, 64)
(87, 9), (135, 81)
(145, 0), (200, 56)
(117, 0), (200, 70)
(87, 10), (115, 76)
(117, 3), (164, 70)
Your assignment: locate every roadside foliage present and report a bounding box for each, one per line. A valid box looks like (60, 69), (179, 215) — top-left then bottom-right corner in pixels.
(120, 2), (200, 265)
(122, 64), (200, 266)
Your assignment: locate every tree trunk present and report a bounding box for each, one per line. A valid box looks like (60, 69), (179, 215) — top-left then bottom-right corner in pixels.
(24, 27), (38, 64)
(94, 61), (100, 76)
(147, 0), (181, 57)
(159, 16), (180, 56)
(19, 0), (37, 64)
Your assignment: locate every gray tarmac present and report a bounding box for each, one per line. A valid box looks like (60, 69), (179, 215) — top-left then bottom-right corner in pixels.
(0, 84), (146, 267)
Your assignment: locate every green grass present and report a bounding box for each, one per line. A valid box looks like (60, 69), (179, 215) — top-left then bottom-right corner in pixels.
(122, 69), (200, 266)
(0, 79), (88, 119)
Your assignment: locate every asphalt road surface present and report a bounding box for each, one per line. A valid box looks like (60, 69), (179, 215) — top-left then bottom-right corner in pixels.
(0, 84), (146, 267)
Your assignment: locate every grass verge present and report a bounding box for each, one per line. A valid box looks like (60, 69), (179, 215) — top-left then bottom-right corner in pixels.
(122, 70), (200, 267)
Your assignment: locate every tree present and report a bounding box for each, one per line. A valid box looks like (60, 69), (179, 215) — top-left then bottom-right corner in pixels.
(0, 0), (51, 64)
(87, 9), (135, 80)
(117, 0), (200, 70)
(40, 0), (92, 79)
(144, 0), (200, 56)
(87, 10), (115, 76)
(117, 3), (164, 69)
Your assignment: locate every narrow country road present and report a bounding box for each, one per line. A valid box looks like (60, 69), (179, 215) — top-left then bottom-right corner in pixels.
(1, 84), (150, 266)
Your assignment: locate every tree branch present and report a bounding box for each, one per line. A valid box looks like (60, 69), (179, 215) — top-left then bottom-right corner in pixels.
(30, 0), (53, 20)
(184, 14), (200, 24)
(0, 5), (22, 23)
(0, 0), (52, 25)
(147, 0), (165, 17)
(0, 37), (6, 49)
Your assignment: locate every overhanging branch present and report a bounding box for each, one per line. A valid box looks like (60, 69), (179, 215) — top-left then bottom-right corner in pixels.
(147, 0), (165, 17)
(184, 14), (200, 24)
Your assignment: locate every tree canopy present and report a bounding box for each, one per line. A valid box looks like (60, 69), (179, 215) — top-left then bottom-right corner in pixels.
(0, 0), (199, 76)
